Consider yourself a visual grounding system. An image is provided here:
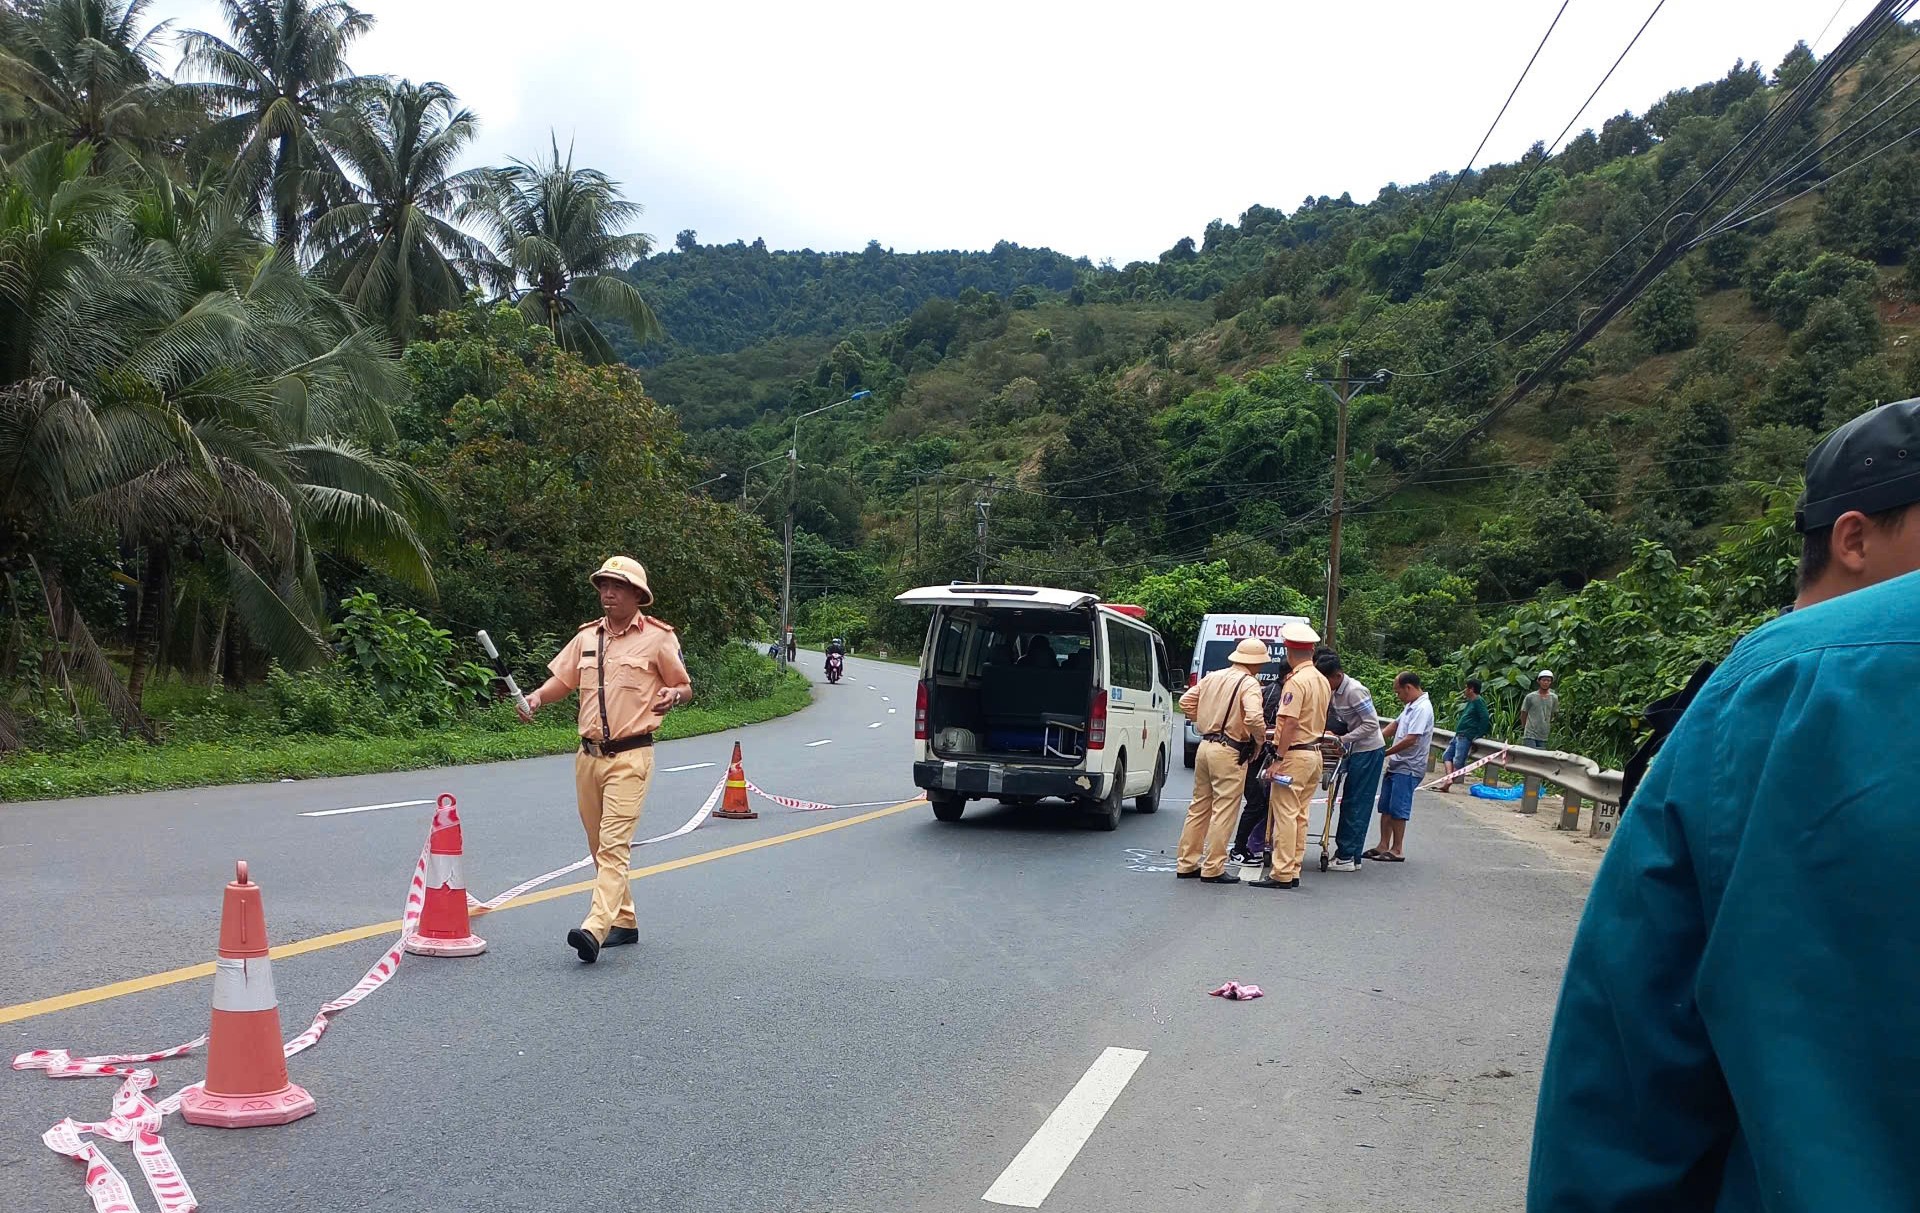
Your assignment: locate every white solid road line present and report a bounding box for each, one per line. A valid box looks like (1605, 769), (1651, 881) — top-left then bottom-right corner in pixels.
(300, 798), (433, 818)
(661, 762), (716, 773)
(805, 739), (834, 747)
(983, 1047), (1148, 1208)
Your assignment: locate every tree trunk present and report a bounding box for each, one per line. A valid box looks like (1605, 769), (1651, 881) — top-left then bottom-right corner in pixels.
(126, 545), (168, 710)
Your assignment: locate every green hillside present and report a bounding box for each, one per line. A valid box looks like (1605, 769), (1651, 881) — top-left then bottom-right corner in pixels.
(625, 32), (1920, 762)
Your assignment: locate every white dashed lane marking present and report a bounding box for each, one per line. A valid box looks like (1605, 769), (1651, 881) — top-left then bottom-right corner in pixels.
(661, 762), (716, 773)
(301, 799), (432, 818)
(982, 1047), (1149, 1207)
(806, 739), (834, 748)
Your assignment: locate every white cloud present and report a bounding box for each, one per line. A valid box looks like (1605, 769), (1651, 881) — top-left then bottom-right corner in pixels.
(160, 0), (1880, 264)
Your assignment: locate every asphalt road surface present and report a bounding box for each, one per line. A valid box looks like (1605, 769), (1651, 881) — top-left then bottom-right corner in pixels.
(1, 652), (1595, 1212)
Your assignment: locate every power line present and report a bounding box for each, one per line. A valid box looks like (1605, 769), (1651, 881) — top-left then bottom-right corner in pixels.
(1438, 0), (1670, 282)
(1376, 0), (1574, 309)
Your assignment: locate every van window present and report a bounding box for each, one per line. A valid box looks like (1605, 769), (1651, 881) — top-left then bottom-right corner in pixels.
(1199, 637), (1287, 684)
(933, 616), (970, 677)
(1152, 634), (1171, 690)
(1109, 623), (1153, 692)
(952, 610), (1092, 677)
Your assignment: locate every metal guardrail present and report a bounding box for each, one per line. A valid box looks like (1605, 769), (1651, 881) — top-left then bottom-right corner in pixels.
(1429, 728), (1624, 838)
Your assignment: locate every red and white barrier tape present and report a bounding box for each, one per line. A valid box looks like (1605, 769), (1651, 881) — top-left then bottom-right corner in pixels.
(14, 779), (725, 1213)
(1417, 745), (1510, 792)
(743, 780), (840, 812)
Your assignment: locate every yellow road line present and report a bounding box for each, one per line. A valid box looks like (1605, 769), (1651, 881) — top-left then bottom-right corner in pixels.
(0, 800), (920, 1027)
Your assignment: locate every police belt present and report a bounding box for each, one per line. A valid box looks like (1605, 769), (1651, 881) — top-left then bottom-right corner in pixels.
(1285, 742), (1320, 752)
(580, 732), (655, 758)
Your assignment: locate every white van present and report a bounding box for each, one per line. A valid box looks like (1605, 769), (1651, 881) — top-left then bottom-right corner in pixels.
(895, 584), (1176, 830)
(1182, 612), (1312, 767)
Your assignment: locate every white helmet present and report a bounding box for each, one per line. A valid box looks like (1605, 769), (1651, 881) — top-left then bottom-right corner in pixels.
(1537, 669), (1554, 680)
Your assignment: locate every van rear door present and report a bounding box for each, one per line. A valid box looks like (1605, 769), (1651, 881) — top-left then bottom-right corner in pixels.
(895, 585), (1098, 612)
(1101, 614), (1162, 795)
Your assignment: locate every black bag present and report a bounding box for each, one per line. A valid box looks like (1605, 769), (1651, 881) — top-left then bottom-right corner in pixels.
(1619, 661), (1716, 811)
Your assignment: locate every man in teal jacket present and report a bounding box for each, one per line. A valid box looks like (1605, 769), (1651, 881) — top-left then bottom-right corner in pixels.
(1528, 398), (1920, 1210)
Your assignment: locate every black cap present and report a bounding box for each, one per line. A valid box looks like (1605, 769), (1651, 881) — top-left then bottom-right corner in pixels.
(1795, 397), (1920, 532)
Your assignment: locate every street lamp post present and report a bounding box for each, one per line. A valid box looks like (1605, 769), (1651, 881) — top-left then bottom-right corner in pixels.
(690, 472), (728, 492)
(739, 454), (787, 504)
(779, 390), (870, 668)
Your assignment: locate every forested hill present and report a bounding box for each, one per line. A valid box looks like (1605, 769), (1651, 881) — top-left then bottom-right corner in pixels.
(607, 237), (1088, 363)
(625, 30), (1920, 765)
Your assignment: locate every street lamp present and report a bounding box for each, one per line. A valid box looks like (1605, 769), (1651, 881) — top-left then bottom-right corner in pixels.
(739, 453), (788, 503)
(690, 472), (729, 492)
(780, 390), (872, 667)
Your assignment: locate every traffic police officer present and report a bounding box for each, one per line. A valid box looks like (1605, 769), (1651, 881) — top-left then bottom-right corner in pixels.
(1250, 621), (1329, 890)
(1529, 398), (1920, 1210)
(520, 557), (693, 964)
(1175, 637), (1268, 883)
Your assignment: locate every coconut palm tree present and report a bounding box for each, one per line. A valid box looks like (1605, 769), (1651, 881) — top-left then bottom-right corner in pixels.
(309, 78), (493, 341)
(461, 136), (661, 364)
(0, 0), (203, 169)
(1, 148), (445, 731)
(178, 0), (372, 253)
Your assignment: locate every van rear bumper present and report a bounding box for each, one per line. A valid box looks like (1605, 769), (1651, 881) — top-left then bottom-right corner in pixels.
(914, 760), (1106, 801)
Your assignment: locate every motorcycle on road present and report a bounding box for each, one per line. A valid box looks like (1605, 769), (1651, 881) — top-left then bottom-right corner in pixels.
(825, 651), (844, 684)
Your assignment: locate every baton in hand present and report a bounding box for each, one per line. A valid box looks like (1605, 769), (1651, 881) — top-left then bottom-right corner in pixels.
(476, 630), (532, 716)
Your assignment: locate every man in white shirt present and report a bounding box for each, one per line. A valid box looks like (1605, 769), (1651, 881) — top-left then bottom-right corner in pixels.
(1365, 671), (1433, 863)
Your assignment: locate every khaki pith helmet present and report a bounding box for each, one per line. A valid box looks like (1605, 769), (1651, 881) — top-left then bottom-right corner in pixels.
(1226, 637), (1270, 667)
(589, 556), (653, 606)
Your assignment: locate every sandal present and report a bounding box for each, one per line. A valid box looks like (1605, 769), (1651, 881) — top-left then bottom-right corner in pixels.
(1379, 853), (1406, 862)
(1362, 848), (1389, 861)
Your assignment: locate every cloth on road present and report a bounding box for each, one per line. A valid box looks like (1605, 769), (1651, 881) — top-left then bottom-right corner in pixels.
(1209, 981), (1264, 1000)
(1334, 745), (1386, 863)
(1377, 770), (1417, 822)
(548, 613), (681, 741)
(1528, 566), (1920, 1213)
(574, 746), (653, 938)
(1179, 741), (1246, 878)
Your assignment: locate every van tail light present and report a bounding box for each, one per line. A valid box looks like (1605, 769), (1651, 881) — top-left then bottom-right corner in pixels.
(1089, 689), (1108, 749)
(1187, 671), (1198, 688)
(914, 681), (929, 740)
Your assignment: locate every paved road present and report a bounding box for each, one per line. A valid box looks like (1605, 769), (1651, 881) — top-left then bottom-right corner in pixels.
(2, 652), (1593, 1212)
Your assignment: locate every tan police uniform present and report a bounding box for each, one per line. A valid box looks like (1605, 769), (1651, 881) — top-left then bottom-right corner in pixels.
(1265, 625), (1331, 884)
(543, 561), (684, 945)
(1175, 638), (1268, 879)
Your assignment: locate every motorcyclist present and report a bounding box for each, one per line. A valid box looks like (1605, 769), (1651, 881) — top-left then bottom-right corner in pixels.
(826, 637), (846, 661)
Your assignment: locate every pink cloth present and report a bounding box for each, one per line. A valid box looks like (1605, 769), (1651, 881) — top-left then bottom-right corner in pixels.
(1209, 981), (1264, 1000)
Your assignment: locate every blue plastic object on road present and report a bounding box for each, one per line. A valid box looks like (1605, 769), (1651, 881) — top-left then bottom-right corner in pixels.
(1470, 782), (1525, 801)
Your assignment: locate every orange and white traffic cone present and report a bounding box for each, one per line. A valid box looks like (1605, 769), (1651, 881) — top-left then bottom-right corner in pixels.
(714, 741), (757, 819)
(403, 796), (487, 957)
(179, 860), (316, 1128)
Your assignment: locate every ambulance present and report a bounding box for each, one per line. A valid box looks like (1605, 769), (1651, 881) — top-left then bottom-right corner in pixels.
(1182, 612), (1312, 767)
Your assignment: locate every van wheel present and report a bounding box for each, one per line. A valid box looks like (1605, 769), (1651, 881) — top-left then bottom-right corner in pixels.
(929, 792), (965, 823)
(1135, 750), (1165, 814)
(1090, 759), (1125, 831)
(1183, 741), (1197, 769)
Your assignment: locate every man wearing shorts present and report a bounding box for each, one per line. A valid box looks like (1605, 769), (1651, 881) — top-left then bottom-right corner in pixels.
(1367, 672), (1433, 863)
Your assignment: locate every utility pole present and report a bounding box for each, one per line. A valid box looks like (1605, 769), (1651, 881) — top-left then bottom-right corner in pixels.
(1305, 353), (1388, 649)
(780, 443), (796, 670)
(974, 476), (994, 582)
(913, 473), (923, 569)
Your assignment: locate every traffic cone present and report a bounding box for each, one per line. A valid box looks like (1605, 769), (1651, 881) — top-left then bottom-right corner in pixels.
(714, 741), (757, 819)
(179, 860), (316, 1129)
(403, 795), (487, 957)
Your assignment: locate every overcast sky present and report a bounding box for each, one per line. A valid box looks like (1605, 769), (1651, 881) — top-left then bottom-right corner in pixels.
(161, 0), (1881, 265)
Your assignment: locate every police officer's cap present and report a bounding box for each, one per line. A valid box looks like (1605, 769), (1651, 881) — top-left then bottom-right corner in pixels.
(1795, 397), (1920, 533)
(589, 555), (654, 606)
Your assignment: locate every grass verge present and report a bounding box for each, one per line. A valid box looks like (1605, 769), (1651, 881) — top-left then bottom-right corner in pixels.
(0, 672), (813, 803)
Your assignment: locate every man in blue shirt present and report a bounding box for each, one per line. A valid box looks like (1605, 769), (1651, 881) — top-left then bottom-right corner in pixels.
(1529, 398), (1920, 1211)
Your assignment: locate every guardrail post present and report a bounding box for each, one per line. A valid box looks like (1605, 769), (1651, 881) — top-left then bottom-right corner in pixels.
(1520, 771), (1541, 814)
(1558, 790), (1583, 831)
(1482, 758), (1499, 785)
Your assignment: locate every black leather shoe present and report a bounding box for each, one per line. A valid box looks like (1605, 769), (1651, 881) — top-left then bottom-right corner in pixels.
(1200, 872), (1241, 884)
(1174, 869), (1201, 879)
(603, 926), (639, 948)
(567, 927), (600, 963)
(1247, 878), (1301, 890)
